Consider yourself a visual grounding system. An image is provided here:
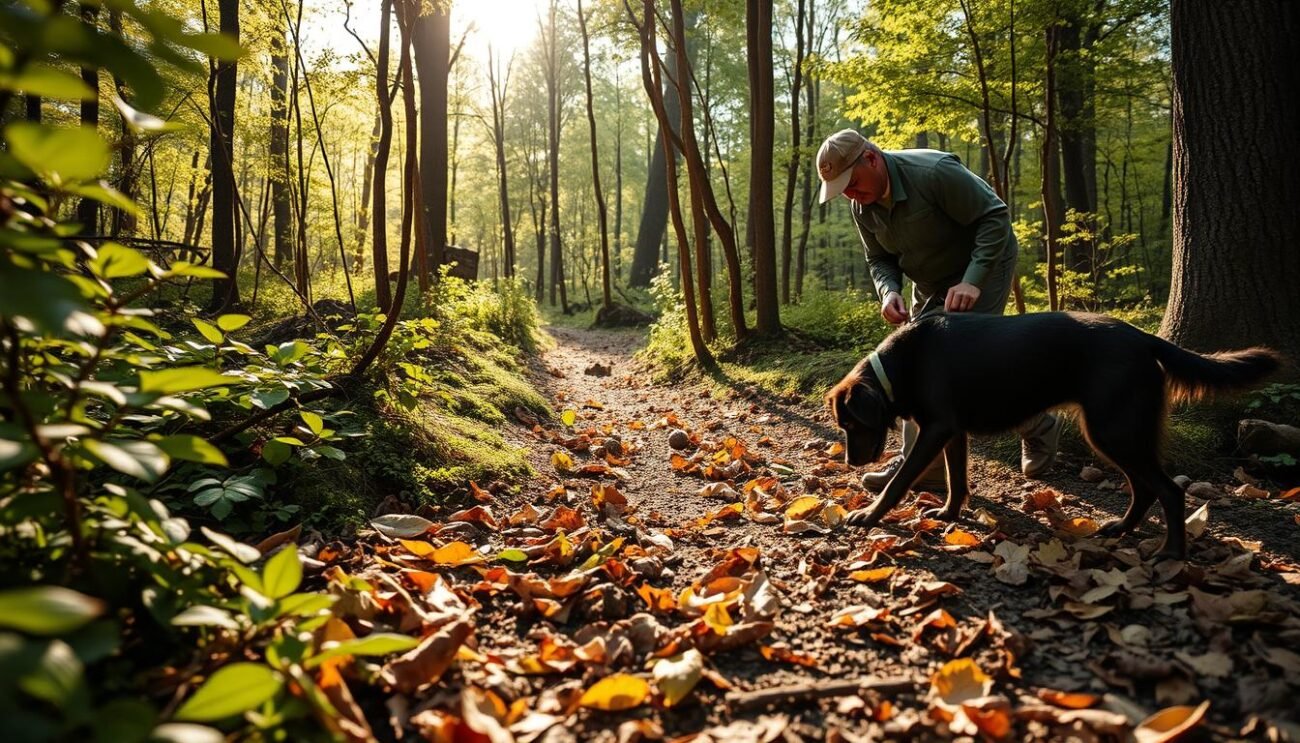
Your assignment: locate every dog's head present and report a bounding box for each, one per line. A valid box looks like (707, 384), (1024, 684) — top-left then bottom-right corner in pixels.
(826, 372), (893, 466)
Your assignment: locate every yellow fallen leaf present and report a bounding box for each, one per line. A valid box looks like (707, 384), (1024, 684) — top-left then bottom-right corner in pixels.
(400, 539), (437, 557)
(653, 650), (703, 707)
(1054, 516), (1100, 537)
(551, 450), (574, 472)
(931, 658), (993, 709)
(579, 673), (651, 711)
(785, 495), (824, 521)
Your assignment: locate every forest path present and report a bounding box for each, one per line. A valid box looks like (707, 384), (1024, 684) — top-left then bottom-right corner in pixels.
(475, 324), (1300, 739)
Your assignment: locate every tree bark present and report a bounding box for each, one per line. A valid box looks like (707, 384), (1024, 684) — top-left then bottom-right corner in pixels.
(488, 47), (515, 278)
(578, 0), (612, 310)
(1042, 25), (1062, 312)
(270, 26), (292, 271)
(372, 0), (395, 311)
(747, 0), (780, 336)
(1160, 0), (1300, 372)
(206, 0), (240, 312)
(781, 0), (807, 305)
(75, 3), (100, 237)
(413, 1), (450, 293)
(542, 0), (567, 311)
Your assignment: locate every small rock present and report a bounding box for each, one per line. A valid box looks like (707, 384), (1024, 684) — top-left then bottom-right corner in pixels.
(1173, 475), (1192, 490)
(1187, 482), (1220, 500)
(667, 429), (690, 450)
(630, 557), (663, 580)
(1080, 465), (1106, 483)
(583, 362), (612, 377)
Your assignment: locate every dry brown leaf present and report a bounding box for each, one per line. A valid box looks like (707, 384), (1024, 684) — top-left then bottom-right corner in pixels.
(380, 619), (473, 693)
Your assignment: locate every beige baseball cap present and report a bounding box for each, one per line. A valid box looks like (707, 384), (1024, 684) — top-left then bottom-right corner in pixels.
(817, 129), (868, 203)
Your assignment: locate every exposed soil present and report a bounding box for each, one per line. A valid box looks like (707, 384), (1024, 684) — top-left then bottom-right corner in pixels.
(365, 326), (1300, 742)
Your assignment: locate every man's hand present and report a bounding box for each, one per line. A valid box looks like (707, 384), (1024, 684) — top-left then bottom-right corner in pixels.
(944, 282), (981, 313)
(881, 291), (910, 324)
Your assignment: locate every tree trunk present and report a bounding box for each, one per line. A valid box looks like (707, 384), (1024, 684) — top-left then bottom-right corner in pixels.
(543, 0), (567, 312)
(629, 12), (696, 288)
(270, 27), (292, 271)
(75, 3), (100, 237)
(107, 11), (137, 237)
(414, 1), (450, 293)
(354, 111), (380, 271)
(488, 47), (515, 277)
(635, 0), (713, 367)
(578, 0), (612, 310)
(1057, 12), (1098, 275)
(748, 0), (780, 336)
(781, 0), (807, 306)
(1042, 26), (1062, 312)
(207, 0), (240, 312)
(1160, 0), (1300, 372)
(372, 0), (395, 311)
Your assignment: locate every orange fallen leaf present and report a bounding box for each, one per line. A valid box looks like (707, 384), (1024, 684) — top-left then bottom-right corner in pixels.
(637, 584), (678, 613)
(468, 481), (493, 503)
(760, 644), (819, 668)
(1053, 516), (1100, 537)
(944, 529), (982, 547)
(432, 541), (486, 566)
(579, 674), (651, 711)
(849, 566), (897, 584)
(912, 608), (958, 641)
(1036, 689), (1100, 709)
(1133, 700), (1210, 743)
(930, 658), (993, 709)
(448, 505), (497, 528)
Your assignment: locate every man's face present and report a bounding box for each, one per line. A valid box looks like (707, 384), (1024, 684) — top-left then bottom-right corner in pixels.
(841, 151), (886, 204)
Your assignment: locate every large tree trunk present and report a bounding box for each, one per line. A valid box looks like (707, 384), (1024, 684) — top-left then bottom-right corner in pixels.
(780, 0), (806, 306)
(75, 3), (100, 237)
(270, 27), (292, 270)
(629, 12), (696, 289)
(414, 1), (450, 293)
(354, 112), (380, 271)
(578, 0), (612, 310)
(1056, 15), (1098, 276)
(372, 0), (395, 311)
(1160, 0), (1300, 372)
(636, 0), (713, 367)
(207, 0), (240, 312)
(108, 11), (137, 237)
(747, 0), (780, 336)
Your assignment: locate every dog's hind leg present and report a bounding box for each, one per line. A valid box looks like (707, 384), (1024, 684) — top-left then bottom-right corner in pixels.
(847, 425), (953, 531)
(1150, 473), (1187, 560)
(926, 434), (970, 521)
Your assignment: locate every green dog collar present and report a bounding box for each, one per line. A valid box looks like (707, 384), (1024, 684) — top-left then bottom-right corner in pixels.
(867, 352), (895, 403)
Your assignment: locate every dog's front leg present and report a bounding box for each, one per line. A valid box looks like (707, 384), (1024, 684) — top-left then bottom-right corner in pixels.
(846, 426), (952, 530)
(928, 434), (970, 521)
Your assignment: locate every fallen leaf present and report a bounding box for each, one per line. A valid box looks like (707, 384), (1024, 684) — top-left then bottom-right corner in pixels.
(944, 529), (982, 547)
(579, 674), (651, 711)
(931, 658), (993, 709)
(432, 541), (487, 566)
(759, 644), (819, 668)
(380, 619), (473, 693)
(1184, 502), (1209, 539)
(849, 566), (896, 584)
(1133, 700), (1210, 743)
(652, 650), (703, 707)
(1036, 689), (1100, 709)
(551, 450), (574, 472)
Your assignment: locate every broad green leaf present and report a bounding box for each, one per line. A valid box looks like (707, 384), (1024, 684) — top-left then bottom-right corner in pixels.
(157, 435), (228, 466)
(63, 181), (142, 216)
(164, 262), (226, 279)
(315, 445), (346, 461)
(22, 639), (84, 705)
(275, 593), (336, 618)
(262, 547), (302, 599)
(139, 367), (239, 394)
(5, 122), (109, 183)
(182, 32), (245, 60)
(300, 411), (323, 435)
(0, 438), (38, 472)
(90, 242), (149, 279)
(0, 586), (105, 635)
(93, 698), (156, 743)
(261, 439), (292, 465)
(0, 266), (101, 336)
(200, 527), (260, 564)
(171, 605), (239, 630)
(306, 633), (421, 669)
(250, 388), (290, 410)
(83, 439), (169, 482)
(216, 314), (251, 332)
(498, 548), (528, 562)
(0, 64), (94, 100)
(191, 319), (223, 345)
(173, 663), (282, 722)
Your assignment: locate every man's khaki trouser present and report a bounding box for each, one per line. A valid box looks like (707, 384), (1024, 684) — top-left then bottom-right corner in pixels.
(898, 253), (1054, 476)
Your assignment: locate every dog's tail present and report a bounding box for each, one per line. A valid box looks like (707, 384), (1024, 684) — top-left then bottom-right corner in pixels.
(1147, 335), (1282, 404)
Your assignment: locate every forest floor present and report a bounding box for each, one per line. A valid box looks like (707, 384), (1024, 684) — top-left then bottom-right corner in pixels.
(362, 325), (1300, 741)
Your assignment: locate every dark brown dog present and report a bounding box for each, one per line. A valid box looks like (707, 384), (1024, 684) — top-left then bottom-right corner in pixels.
(827, 312), (1281, 559)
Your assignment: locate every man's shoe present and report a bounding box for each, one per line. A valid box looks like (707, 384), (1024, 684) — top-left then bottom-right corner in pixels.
(1021, 413), (1063, 478)
(860, 454), (948, 493)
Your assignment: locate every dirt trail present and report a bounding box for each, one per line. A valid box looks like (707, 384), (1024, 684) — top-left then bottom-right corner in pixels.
(482, 325), (1300, 740)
